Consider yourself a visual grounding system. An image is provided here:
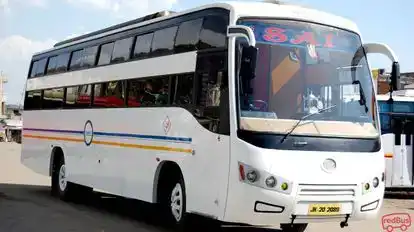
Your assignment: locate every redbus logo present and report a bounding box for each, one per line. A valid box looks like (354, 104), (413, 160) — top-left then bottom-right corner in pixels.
(382, 213), (411, 232)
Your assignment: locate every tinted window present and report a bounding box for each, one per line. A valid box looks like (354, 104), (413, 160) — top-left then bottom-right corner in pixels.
(175, 18), (203, 53)
(70, 50), (83, 70)
(33, 58), (47, 77)
(98, 42), (114, 65)
(127, 77), (169, 107)
(29, 62), (38, 78)
(82, 46), (98, 68)
(93, 81), (125, 107)
(24, 90), (42, 110)
(133, 33), (153, 59)
(199, 15), (227, 49)
(172, 74), (194, 105)
(47, 56), (58, 74)
(151, 26), (178, 56)
(43, 88), (64, 109)
(56, 53), (70, 72)
(111, 37), (133, 63)
(65, 85), (91, 108)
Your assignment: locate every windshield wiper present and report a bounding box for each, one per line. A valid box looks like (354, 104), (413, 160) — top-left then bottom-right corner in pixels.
(279, 105), (337, 144)
(352, 80), (369, 113)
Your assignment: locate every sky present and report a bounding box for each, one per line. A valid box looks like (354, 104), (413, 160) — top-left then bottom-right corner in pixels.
(0, 0), (411, 105)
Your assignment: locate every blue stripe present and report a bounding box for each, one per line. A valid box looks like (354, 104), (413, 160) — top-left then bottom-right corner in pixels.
(23, 128), (192, 143)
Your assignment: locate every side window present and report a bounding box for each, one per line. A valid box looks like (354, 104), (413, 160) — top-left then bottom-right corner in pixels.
(69, 50), (84, 70)
(43, 88), (64, 109)
(98, 42), (115, 66)
(111, 37), (134, 63)
(47, 56), (58, 74)
(93, 81), (125, 107)
(151, 26), (178, 56)
(24, 90), (42, 110)
(194, 53), (229, 135)
(198, 15), (228, 49)
(127, 78), (145, 107)
(174, 18), (203, 53)
(171, 74), (194, 105)
(65, 85), (91, 108)
(55, 53), (70, 73)
(127, 77), (169, 107)
(29, 61), (38, 78)
(82, 46), (98, 68)
(35, 58), (47, 77)
(133, 33), (153, 59)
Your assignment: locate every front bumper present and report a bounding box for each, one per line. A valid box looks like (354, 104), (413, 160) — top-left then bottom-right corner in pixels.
(223, 181), (384, 227)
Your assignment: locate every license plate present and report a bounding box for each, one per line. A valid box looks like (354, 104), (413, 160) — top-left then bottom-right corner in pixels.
(308, 203), (341, 216)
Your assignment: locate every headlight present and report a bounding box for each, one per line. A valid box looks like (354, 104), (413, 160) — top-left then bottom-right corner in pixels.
(373, 177), (379, 188)
(362, 175), (382, 194)
(238, 162), (293, 194)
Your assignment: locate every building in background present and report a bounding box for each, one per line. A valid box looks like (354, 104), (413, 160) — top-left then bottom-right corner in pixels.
(0, 72), (7, 117)
(373, 68), (413, 94)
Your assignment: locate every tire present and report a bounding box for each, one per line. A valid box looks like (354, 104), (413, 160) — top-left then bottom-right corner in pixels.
(280, 223), (308, 232)
(165, 174), (188, 230)
(51, 158), (75, 201)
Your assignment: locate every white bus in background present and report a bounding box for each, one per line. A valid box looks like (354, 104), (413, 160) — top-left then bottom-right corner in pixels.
(377, 90), (414, 190)
(21, 1), (400, 231)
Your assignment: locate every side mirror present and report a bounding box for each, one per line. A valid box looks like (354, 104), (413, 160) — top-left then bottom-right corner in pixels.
(240, 46), (258, 80)
(390, 61), (400, 91)
(361, 42), (400, 91)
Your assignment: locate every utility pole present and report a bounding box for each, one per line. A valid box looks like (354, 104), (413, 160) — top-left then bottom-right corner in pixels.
(0, 72), (8, 116)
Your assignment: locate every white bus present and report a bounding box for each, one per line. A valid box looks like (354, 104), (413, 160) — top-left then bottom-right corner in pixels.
(21, 1), (400, 231)
(377, 90), (414, 190)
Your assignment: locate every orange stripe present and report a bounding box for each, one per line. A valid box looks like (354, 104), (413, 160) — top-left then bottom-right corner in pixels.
(271, 53), (300, 94)
(22, 134), (192, 154)
(23, 134), (83, 142)
(385, 153), (393, 158)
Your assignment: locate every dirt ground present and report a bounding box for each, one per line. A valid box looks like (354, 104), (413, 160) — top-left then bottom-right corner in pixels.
(0, 143), (413, 232)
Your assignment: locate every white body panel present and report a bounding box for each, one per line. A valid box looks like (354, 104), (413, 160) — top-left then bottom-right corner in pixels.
(21, 1), (387, 228)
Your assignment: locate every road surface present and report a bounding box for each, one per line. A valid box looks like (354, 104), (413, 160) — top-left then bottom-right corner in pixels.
(0, 143), (413, 232)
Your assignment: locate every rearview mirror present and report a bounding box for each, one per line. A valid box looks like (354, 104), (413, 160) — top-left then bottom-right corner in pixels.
(240, 46), (258, 80)
(390, 61), (400, 91)
(361, 42), (400, 92)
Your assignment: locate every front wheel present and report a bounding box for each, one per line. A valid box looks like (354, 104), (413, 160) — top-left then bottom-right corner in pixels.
(162, 174), (188, 230)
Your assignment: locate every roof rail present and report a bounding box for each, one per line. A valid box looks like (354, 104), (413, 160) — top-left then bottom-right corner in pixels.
(53, 10), (176, 48)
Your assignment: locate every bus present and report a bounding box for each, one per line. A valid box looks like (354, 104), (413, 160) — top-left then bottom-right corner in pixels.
(21, 1), (400, 231)
(378, 90), (414, 190)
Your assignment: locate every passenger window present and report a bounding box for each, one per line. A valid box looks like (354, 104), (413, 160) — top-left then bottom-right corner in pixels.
(198, 15), (228, 49)
(111, 37), (134, 63)
(172, 74), (194, 105)
(24, 90), (42, 110)
(133, 33), (153, 59)
(151, 26), (178, 56)
(127, 77), (169, 107)
(47, 56), (58, 74)
(93, 81), (125, 107)
(65, 85), (91, 108)
(82, 46), (98, 68)
(98, 42), (114, 66)
(34, 58), (47, 77)
(29, 61), (38, 78)
(55, 53), (70, 73)
(69, 50), (84, 70)
(174, 18), (203, 53)
(43, 88), (64, 109)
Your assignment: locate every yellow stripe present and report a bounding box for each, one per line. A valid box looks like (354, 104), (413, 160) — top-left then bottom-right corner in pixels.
(23, 134), (192, 154)
(24, 134), (84, 143)
(384, 153), (393, 158)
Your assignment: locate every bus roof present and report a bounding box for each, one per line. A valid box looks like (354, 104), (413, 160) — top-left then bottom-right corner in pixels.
(34, 1), (360, 56)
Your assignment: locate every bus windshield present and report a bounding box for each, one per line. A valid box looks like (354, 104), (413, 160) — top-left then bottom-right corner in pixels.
(237, 19), (378, 139)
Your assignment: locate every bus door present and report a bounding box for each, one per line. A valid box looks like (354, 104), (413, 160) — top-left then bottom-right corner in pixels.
(389, 115), (414, 187)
